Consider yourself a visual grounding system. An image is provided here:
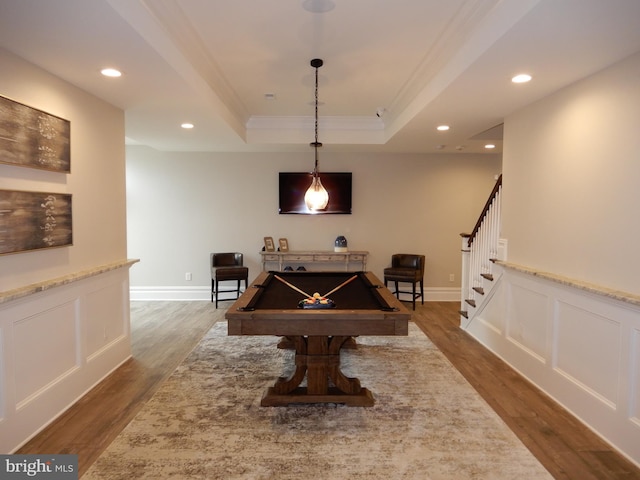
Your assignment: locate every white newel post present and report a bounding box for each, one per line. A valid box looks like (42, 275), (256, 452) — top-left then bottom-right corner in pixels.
(460, 234), (471, 312)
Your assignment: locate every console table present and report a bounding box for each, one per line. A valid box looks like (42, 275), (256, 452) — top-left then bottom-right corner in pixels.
(260, 250), (368, 272)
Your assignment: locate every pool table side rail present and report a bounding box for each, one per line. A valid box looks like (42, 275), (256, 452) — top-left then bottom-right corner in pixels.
(226, 271), (410, 337)
(227, 315), (409, 336)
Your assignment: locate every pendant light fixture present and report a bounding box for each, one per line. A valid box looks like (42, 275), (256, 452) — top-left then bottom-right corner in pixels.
(304, 58), (329, 211)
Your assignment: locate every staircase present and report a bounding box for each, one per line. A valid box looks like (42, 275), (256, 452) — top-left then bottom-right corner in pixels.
(459, 175), (502, 326)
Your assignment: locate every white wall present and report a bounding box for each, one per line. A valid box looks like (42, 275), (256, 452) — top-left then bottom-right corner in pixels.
(466, 50), (640, 466)
(0, 48), (131, 453)
(502, 51), (640, 295)
(0, 48), (128, 290)
(126, 147), (501, 298)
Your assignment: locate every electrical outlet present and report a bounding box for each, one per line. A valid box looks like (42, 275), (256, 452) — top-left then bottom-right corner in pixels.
(449, 274), (455, 282)
(185, 272), (192, 281)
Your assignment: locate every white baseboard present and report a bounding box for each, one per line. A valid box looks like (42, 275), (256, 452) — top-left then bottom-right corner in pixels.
(131, 286), (213, 301)
(394, 287), (460, 303)
(426, 287), (460, 302)
(131, 286), (461, 302)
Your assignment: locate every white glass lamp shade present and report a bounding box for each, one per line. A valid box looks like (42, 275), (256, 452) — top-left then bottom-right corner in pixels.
(304, 175), (329, 211)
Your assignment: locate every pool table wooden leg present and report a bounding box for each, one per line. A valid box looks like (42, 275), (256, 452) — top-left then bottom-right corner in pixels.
(262, 335), (374, 407)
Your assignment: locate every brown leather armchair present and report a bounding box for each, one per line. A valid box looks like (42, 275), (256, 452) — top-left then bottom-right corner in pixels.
(383, 254), (425, 310)
(211, 252), (248, 308)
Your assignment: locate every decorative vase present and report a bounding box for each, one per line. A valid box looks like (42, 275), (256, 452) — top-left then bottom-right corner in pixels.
(334, 236), (348, 252)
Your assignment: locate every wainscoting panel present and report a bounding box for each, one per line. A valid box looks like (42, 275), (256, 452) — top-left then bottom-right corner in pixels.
(632, 327), (640, 424)
(0, 262), (134, 453)
(0, 328), (5, 421)
(508, 282), (549, 361)
(84, 282), (127, 358)
(13, 300), (79, 407)
(554, 301), (621, 408)
(464, 263), (640, 467)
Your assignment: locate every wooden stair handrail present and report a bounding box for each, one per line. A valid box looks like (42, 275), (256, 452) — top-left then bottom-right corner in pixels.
(467, 174), (502, 247)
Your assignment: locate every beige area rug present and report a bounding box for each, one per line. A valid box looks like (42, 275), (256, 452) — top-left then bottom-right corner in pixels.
(83, 322), (552, 480)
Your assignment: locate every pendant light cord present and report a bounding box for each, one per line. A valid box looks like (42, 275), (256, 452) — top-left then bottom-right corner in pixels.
(304, 58), (329, 211)
(313, 62), (320, 176)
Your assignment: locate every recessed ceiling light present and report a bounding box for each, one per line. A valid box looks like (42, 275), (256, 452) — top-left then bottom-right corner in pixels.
(511, 73), (532, 83)
(100, 68), (122, 77)
(302, 0), (335, 13)
(181, 123), (194, 129)
(485, 144), (496, 149)
(436, 125), (450, 131)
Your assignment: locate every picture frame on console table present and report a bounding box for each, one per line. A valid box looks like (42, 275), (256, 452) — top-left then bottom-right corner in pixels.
(278, 238), (289, 252)
(264, 236), (275, 252)
(0, 189), (73, 255)
(0, 95), (71, 173)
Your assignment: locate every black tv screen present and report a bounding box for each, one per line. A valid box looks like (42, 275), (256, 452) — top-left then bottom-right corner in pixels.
(279, 172), (352, 214)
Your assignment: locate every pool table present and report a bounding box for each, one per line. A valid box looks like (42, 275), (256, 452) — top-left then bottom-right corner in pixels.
(226, 270), (411, 406)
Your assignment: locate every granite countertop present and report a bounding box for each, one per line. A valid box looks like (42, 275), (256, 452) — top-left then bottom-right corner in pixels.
(0, 259), (139, 305)
(497, 261), (640, 308)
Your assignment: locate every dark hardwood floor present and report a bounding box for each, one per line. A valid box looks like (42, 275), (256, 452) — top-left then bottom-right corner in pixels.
(17, 301), (225, 477)
(412, 302), (639, 480)
(17, 301), (640, 479)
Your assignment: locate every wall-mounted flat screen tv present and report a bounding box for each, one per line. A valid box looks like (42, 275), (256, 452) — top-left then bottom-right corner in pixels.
(279, 172), (352, 214)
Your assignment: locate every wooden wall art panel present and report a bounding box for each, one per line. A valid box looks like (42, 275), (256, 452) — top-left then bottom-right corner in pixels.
(0, 95), (70, 173)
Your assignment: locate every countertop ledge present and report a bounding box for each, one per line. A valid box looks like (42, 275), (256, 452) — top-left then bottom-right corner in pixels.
(497, 261), (640, 308)
(0, 259), (139, 305)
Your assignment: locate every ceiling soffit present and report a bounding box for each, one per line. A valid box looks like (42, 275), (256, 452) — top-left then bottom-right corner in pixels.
(112, 0), (534, 146)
